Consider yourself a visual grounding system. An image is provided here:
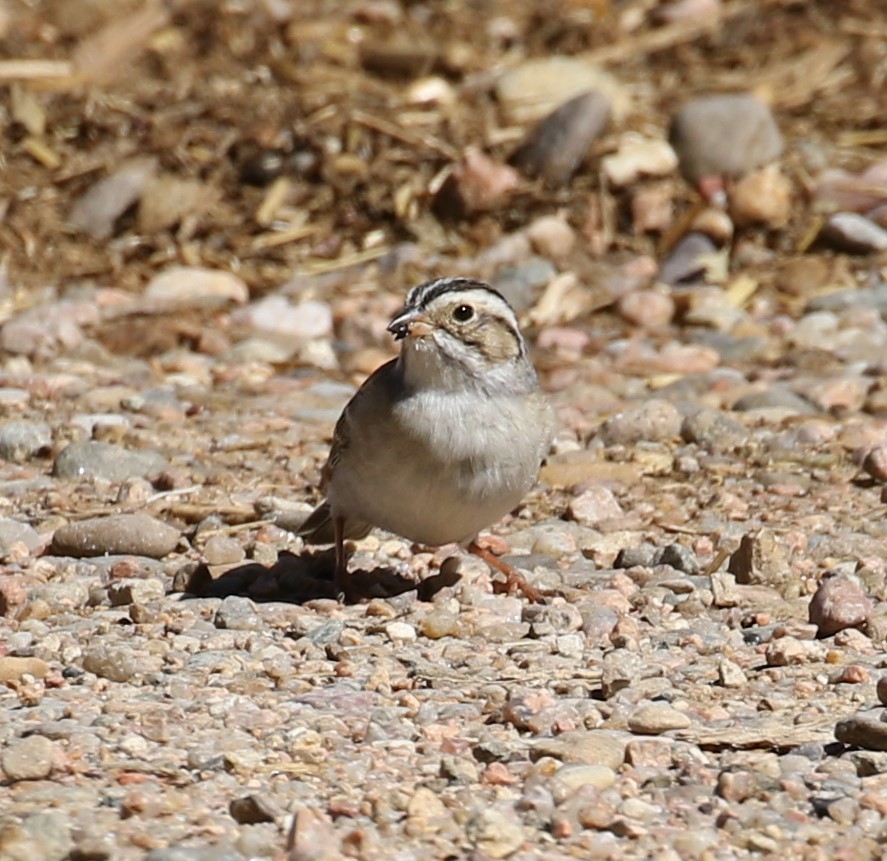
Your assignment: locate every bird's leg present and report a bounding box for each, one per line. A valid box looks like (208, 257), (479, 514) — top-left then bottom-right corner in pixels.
(468, 537), (542, 603)
(333, 516), (350, 599)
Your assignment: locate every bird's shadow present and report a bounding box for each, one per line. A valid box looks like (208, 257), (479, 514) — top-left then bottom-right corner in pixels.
(177, 548), (462, 604)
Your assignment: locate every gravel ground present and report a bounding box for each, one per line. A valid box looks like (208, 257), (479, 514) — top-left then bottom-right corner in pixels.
(2, 1), (887, 859)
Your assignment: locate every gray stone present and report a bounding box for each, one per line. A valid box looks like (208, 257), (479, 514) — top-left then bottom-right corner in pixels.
(532, 729), (628, 769)
(654, 543), (699, 575)
(681, 408), (748, 452)
(82, 644), (137, 682)
(835, 714), (887, 751)
(0, 420), (52, 462)
(819, 213), (887, 254)
(669, 93), (783, 183)
(658, 232), (718, 285)
(2, 734), (55, 781)
(628, 702), (692, 734)
(53, 440), (167, 483)
(107, 578), (167, 606)
(21, 812), (72, 861)
(732, 388), (817, 415)
(806, 283), (887, 314)
(492, 258), (557, 313)
(600, 399), (682, 445)
(215, 595), (261, 630)
(144, 848), (243, 861)
(466, 806), (525, 859)
(0, 518), (42, 554)
(511, 90), (611, 185)
(50, 513), (180, 558)
(68, 156), (158, 239)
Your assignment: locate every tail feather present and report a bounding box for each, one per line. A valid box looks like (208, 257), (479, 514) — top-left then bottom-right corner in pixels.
(298, 501), (372, 545)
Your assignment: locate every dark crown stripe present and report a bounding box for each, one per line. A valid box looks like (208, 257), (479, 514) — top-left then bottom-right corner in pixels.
(407, 277), (508, 310)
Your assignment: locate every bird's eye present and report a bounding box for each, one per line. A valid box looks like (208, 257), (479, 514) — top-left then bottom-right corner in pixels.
(452, 304), (474, 322)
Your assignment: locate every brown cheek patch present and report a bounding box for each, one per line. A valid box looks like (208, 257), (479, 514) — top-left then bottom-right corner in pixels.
(479, 319), (521, 362)
(431, 307), (521, 363)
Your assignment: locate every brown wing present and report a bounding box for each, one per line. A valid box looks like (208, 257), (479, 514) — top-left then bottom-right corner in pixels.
(299, 359), (398, 544)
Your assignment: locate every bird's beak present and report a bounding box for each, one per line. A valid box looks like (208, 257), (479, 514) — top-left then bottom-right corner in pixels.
(387, 310), (433, 341)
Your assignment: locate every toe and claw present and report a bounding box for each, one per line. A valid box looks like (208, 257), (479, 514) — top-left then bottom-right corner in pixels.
(332, 518), (542, 603)
(467, 540), (543, 603)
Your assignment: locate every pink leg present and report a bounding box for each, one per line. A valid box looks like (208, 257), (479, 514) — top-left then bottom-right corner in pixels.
(468, 540), (542, 603)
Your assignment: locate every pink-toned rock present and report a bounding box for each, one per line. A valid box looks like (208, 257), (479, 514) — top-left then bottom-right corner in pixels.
(568, 486), (624, 526)
(0, 300), (98, 359)
(433, 147), (520, 219)
(0, 576), (31, 617)
(805, 377), (869, 413)
(284, 807), (341, 861)
(809, 573), (872, 638)
(829, 664), (869, 685)
(600, 399), (682, 445)
(765, 636), (821, 666)
(654, 343), (720, 375)
(814, 159), (887, 213)
(233, 296), (333, 341)
(656, 0), (721, 23)
(526, 214), (576, 258)
(617, 290), (675, 328)
(601, 134), (677, 187)
(501, 689), (558, 731)
(536, 326), (591, 355)
(631, 185), (674, 234)
(625, 738), (674, 767)
(144, 266), (249, 311)
(729, 164), (792, 228)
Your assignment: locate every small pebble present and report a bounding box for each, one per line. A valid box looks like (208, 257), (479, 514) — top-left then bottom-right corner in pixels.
(553, 763), (617, 791)
(808, 573), (872, 637)
(669, 93), (783, 183)
(601, 134), (678, 186)
(53, 440), (167, 483)
(819, 213), (887, 254)
(599, 399), (682, 445)
(617, 290), (675, 328)
(67, 156), (158, 239)
(1, 734), (55, 781)
(511, 90), (611, 185)
(203, 535), (246, 566)
(82, 644), (137, 682)
(50, 513), (180, 559)
(0, 420), (52, 462)
(729, 164), (792, 228)
(658, 232), (719, 285)
(526, 214), (576, 258)
(627, 702), (691, 734)
(496, 56), (624, 124)
(144, 266), (249, 310)
(433, 147), (519, 219)
(568, 486), (624, 526)
(835, 715), (887, 752)
(385, 621), (417, 643)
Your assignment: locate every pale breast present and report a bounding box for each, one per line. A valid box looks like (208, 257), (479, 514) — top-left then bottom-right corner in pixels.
(327, 388), (547, 546)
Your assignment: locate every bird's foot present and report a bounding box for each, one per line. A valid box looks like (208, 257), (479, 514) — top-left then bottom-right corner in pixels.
(468, 538), (543, 603)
